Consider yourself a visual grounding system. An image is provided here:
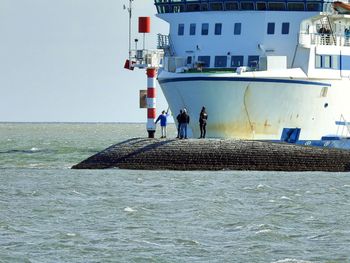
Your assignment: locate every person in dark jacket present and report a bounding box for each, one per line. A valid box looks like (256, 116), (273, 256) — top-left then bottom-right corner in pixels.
(176, 109), (183, 138)
(180, 108), (190, 139)
(199, 106), (208, 138)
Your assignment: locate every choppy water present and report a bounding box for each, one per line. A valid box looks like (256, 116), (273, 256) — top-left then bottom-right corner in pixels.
(1, 123), (350, 263)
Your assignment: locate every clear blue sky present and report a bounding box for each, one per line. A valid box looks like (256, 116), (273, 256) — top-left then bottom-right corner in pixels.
(0, 0), (168, 122)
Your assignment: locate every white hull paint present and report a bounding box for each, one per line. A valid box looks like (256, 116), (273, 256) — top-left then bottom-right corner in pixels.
(151, 3), (350, 141)
(158, 71), (350, 140)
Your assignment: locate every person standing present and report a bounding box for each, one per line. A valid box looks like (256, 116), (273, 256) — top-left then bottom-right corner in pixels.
(155, 110), (169, 138)
(180, 108), (190, 139)
(176, 109), (183, 138)
(199, 106), (208, 138)
(345, 27), (350, 44)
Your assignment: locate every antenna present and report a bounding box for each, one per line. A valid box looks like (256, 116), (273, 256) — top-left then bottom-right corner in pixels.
(125, 0), (134, 68)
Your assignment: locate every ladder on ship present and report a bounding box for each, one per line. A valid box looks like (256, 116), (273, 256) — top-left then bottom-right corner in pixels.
(336, 114), (350, 137)
(157, 34), (175, 56)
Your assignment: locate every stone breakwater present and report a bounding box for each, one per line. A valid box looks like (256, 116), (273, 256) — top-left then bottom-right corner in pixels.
(72, 138), (350, 171)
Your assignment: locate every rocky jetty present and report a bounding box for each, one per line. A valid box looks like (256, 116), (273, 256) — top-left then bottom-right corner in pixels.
(71, 138), (350, 171)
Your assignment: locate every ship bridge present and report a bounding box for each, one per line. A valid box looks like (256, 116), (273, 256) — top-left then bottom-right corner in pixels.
(154, 0), (350, 75)
(154, 0), (338, 13)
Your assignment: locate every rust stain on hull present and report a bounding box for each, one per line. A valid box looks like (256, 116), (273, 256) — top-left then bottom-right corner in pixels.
(208, 121), (280, 139)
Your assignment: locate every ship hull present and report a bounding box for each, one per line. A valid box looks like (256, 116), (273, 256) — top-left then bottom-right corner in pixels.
(158, 73), (350, 140)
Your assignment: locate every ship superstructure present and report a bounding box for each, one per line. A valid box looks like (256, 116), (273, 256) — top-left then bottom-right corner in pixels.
(153, 0), (350, 140)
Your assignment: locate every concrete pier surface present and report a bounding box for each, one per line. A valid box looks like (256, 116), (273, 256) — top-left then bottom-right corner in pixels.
(72, 138), (350, 171)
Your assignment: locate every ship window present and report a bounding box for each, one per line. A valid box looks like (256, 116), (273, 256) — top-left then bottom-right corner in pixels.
(315, 55), (335, 69)
(215, 23), (222, 35)
(324, 55), (331, 68)
(210, 3), (223, 11)
(315, 55), (322, 68)
(241, 2), (255, 10)
(178, 24), (184, 36)
(341, 55), (350, 70)
(268, 2), (285, 10)
(190, 23), (196, 35)
(332, 55), (339, 69)
(256, 2), (267, 10)
(187, 56), (192, 65)
(267, 23), (275, 35)
(215, 56), (228, 68)
(157, 4), (170, 14)
(248, 56), (259, 68)
(282, 22), (290, 34)
(201, 23), (209, 35)
(201, 3), (209, 11)
(307, 2), (321, 11)
(234, 23), (242, 35)
(287, 2), (304, 11)
(225, 2), (239, 10)
(198, 56), (211, 68)
(231, 56), (244, 67)
(171, 4), (185, 13)
(186, 3), (200, 12)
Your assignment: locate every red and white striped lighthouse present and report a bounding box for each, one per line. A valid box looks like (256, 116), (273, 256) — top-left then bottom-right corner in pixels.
(123, 11), (161, 138)
(146, 68), (157, 138)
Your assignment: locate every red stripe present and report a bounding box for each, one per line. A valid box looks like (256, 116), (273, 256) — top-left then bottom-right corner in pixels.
(146, 68), (157, 78)
(147, 88), (156, 98)
(147, 108), (156, 118)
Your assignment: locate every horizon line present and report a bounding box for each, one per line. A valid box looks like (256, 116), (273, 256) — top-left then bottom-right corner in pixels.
(0, 121), (175, 124)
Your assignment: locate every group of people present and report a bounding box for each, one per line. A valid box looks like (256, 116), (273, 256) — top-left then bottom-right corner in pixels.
(176, 108), (190, 139)
(155, 106), (208, 139)
(318, 26), (331, 45)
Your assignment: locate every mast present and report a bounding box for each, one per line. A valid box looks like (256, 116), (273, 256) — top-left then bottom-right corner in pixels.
(128, 0), (133, 68)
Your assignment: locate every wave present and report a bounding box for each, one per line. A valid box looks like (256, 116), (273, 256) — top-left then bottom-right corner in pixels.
(0, 147), (98, 155)
(124, 207), (136, 212)
(272, 259), (315, 263)
(0, 148), (54, 154)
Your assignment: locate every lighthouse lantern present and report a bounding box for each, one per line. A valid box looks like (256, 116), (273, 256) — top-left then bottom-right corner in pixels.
(138, 17), (151, 33)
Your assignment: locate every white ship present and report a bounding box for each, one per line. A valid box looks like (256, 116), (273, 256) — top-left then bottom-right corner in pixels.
(150, 0), (350, 142)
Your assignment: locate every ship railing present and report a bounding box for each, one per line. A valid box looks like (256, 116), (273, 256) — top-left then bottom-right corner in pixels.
(130, 49), (164, 68)
(336, 114), (350, 137)
(155, 0), (337, 13)
(157, 34), (176, 56)
(157, 33), (169, 49)
(299, 32), (350, 47)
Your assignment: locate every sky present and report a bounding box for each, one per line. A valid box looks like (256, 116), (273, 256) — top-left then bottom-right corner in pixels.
(0, 0), (169, 122)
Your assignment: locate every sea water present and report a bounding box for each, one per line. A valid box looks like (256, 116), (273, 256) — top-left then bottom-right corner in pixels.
(0, 123), (350, 263)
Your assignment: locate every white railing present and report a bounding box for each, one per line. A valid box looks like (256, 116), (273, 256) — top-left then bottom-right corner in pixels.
(299, 33), (350, 47)
(157, 33), (175, 56)
(157, 34), (169, 49)
(130, 49), (164, 68)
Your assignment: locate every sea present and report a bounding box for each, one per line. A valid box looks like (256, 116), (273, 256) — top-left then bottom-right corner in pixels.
(0, 123), (350, 263)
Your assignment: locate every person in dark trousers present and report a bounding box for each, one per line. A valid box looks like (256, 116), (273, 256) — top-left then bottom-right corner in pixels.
(180, 108), (190, 139)
(155, 110), (169, 138)
(199, 106), (208, 138)
(176, 109), (183, 138)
